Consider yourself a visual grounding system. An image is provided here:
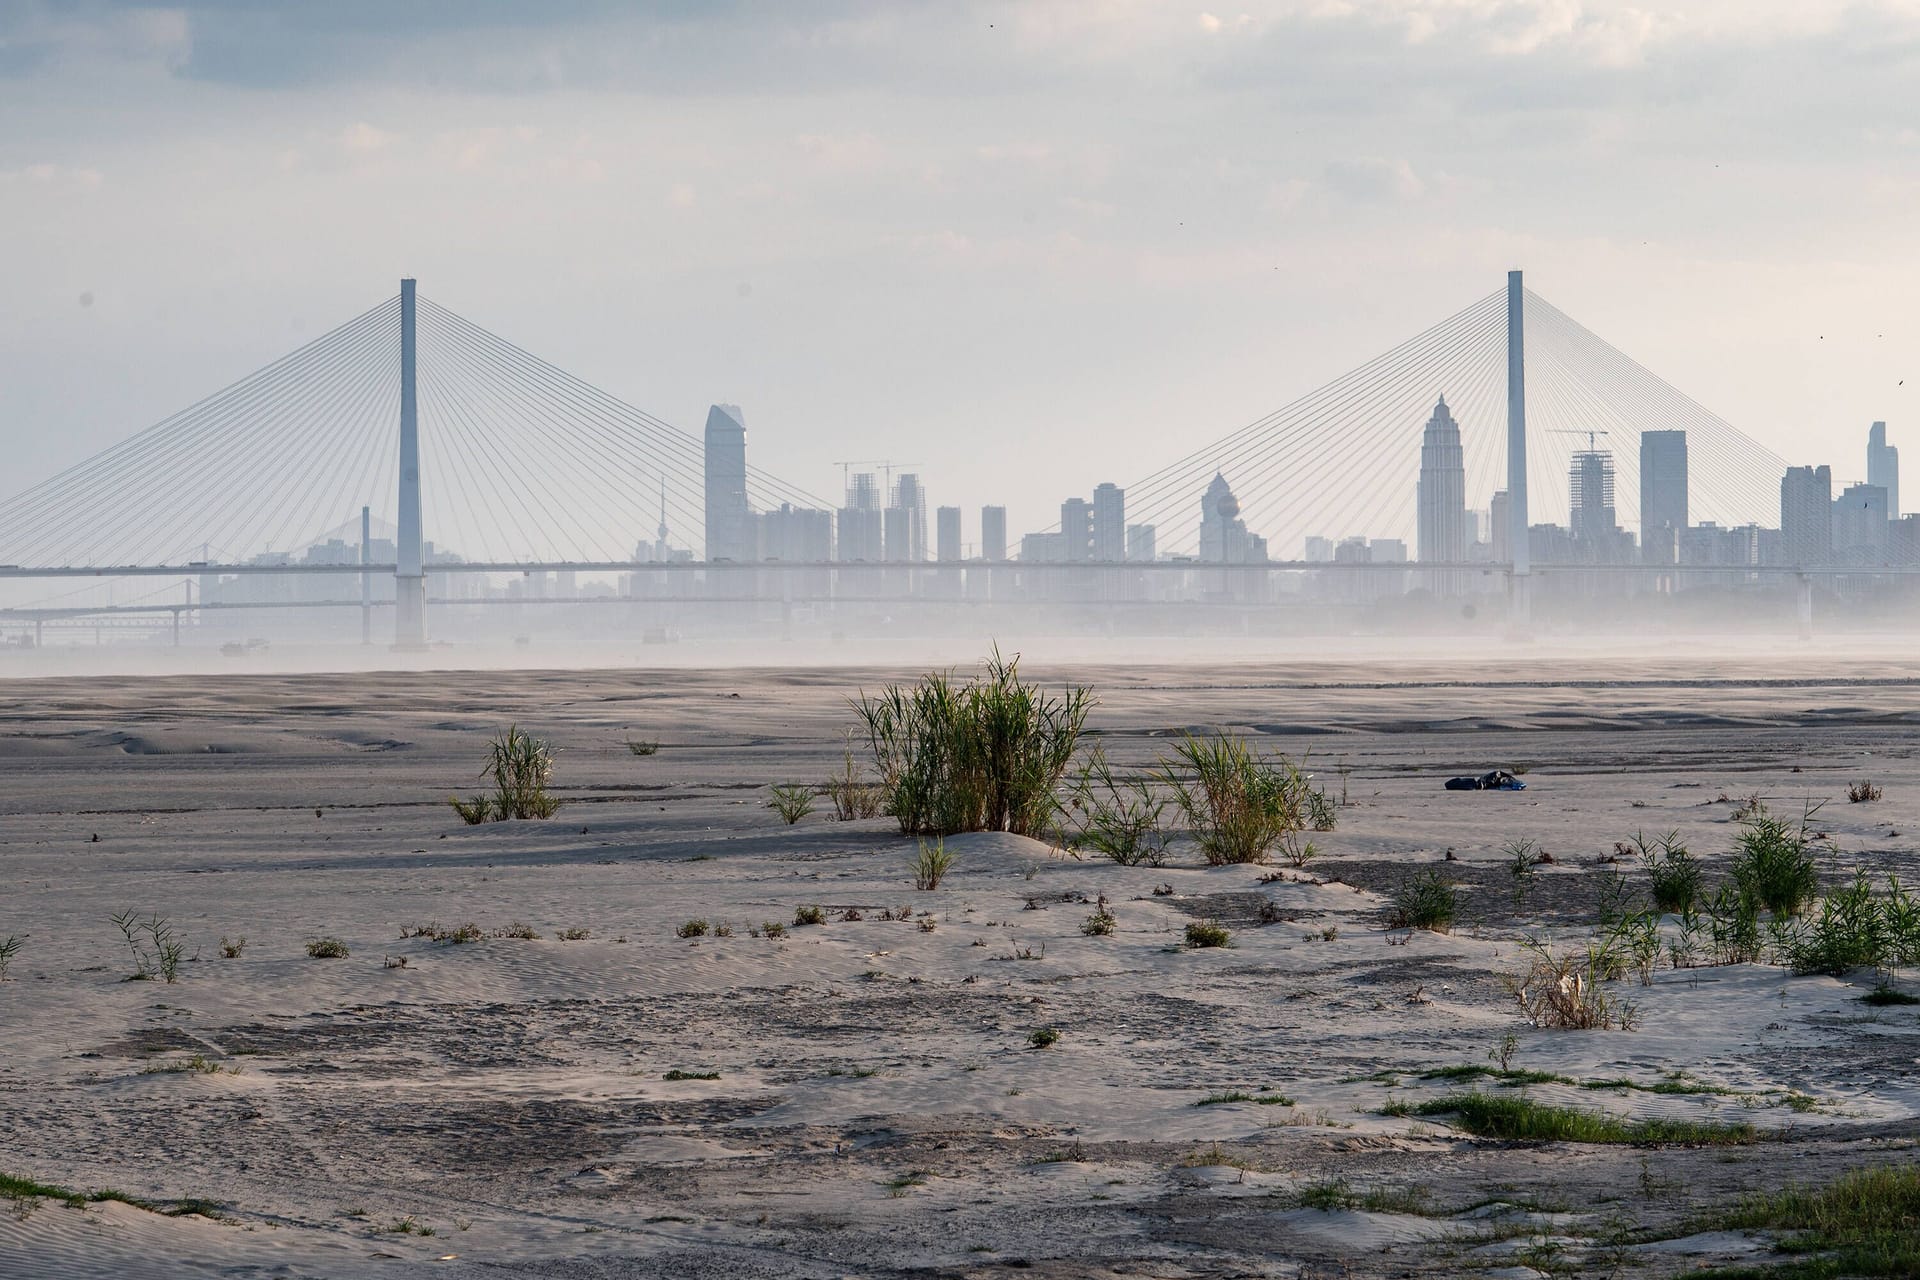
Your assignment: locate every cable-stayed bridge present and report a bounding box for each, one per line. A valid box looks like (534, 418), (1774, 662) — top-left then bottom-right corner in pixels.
(0, 272), (1882, 646)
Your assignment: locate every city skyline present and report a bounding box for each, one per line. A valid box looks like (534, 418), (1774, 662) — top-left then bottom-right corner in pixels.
(5, 4), (1920, 547)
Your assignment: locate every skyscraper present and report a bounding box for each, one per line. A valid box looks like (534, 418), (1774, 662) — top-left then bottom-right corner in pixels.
(1780, 465), (1833, 566)
(702, 404), (751, 561)
(1059, 498), (1092, 562)
(1415, 396), (1468, 591)
(936, 506), (962, 562)
(1639, 430), (1688, 565)
(1569, 450), (1618, 544)
(980, 506), (1007, 561)
(887, 473), (927, 561)
(1869, 421), (1899, 518)
(1198, 473), (1266, 563)
(837, 472), (883, 562)
(1091, 483), (1126, 561)
(1833, 482), (1890, 564)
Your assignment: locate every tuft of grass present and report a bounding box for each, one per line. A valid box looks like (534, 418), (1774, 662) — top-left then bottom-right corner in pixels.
(1196, 1091), (1254, 1106)
(1158, 733), (1314, 865)
(823, 737), (885, 821)
(304, 936), (349, 959)
(217, 936), (245, 959)
(1508, 940), (1636, 1030)
(677, 919), (709, 939)
(1410, 1093), (1756, 1146)
(141, 1053), (235, 1076)
(1184, 919), (1232, 949)
(1028, 1026), (1060, 1049)
(1057, 745), (1170, 866)
(1081, 896), (1116, 936)
(1860, 985), (1920, 1007)
(1780, 872), (1920, 977)
(768, 784), (816, 825)
(662, 1069), (720, 1081)
(855, 648), (1091, 838)
(1387, 869), (1458, 933)
(494, 922), (539, 940)
(1420, 1064), (1577, 1087)
(1634, 830), (1704, 914)
(793, 904), (827, 927)
(451, 724), (561, 823)
(0, 935), (19, 981)
(911, 839), (954, 891)
(557, 927), (590, 941)
(1730, 802), (1825, 918)
(625, 737), (660, 757)
(1847, 779), (1883, 804)
(761, 921), (787, 939)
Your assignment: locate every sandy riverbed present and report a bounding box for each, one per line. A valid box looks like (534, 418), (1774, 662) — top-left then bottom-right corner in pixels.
(2, 656), (1917, 1277)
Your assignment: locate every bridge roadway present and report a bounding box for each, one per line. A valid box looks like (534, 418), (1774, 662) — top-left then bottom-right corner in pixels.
(0, 559), (1905, 581)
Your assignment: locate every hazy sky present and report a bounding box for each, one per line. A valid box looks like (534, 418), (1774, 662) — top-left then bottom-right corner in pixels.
(5, 0), (1920, 549)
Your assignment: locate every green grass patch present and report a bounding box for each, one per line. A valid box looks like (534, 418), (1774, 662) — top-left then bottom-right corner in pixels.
(1420, 1064), (1576, 1087)
(1693, 1164), (1920, 1278)
(662, 1069), (720, 1081)
(1860, 986), (1920, 1007)
(1410, 1093), (1757, 1146)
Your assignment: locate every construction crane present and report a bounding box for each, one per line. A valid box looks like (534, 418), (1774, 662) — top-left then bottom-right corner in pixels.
(832, 459), (921, 493)
(1549, 429), (1612, 452)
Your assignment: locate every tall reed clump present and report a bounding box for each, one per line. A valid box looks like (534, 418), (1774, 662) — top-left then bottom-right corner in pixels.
(854, 650), (1091, 838)
(451, 725), (562, 823)
(1158, 734), (1318, 865)
(1730, 802), (1825, 918)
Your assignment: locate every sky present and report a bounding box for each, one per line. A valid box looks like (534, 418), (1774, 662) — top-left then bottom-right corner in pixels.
(4, 0), (1920, 554)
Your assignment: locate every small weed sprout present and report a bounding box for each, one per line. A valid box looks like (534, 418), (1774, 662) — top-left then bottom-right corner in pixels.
(1490, 1032), (1519, 1073)
(1387, 870), (1458, 933)
(1505, 838), (1541, 913)
(0, 935), (19, 980)
(912, 839), (954, 890)
(305, 936), (350, 959)
(1081, 896), (1117, 936)
(1184, 919), (1232, 949)
(217, 936), (246, 959)
(111, 910), (186, 983)
(677, 919), (710, 939)
(823, 735), (885, 821)
(712, 923), (733, 938)
(1847, 779), (1883, 804)
(1028, 1026), (1060, 1049)
(769, 784), (817, 825)
(625, 737), (660, 757)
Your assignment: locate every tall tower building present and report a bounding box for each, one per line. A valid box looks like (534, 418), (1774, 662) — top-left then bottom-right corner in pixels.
(888, 473), (927, 562)
(1415, 396), (1468, 591)
(980, 506), (1007, 561)
(1059, 498), (1093, 562)
(1869, 421), (1899, 517)
(702, 404), (751, 561)
(837, 472), (883, 562)
(1569, 450), (1618, 545)
(1780, 465), (1833, 567)
(936, 506), (962, 562)
(1091, 483), (1126, 561)
(1639, 430), (1688, 565)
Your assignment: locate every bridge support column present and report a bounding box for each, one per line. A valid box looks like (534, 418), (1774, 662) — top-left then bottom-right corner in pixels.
(1797, 573), (1814, 640)
(394, 278), (428, 649)
(1506, 269), (1531, 632)
(360, 505), (372, 646)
